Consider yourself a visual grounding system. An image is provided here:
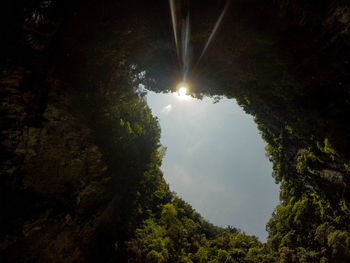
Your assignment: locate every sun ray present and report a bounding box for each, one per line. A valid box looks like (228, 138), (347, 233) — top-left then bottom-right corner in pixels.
(169, 0), (180, 61)
(198, 0), (231, 62)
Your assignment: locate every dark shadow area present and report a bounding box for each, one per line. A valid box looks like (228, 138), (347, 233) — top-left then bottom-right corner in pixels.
(1, 0), (349, 262)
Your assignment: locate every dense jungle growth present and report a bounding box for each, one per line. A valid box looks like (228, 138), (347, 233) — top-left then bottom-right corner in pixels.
(1, 0), (350, 262)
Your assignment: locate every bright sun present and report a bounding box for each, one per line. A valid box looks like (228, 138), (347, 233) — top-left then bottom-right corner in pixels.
(179, 87), (187, 96)
(176, 83), (190, 100)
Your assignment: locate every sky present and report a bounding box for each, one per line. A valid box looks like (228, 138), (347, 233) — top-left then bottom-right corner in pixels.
(146, 90), (280, 241)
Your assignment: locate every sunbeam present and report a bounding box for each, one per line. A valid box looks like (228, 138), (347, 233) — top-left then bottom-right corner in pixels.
(182, 13), (191, 81)
(169, 0), (180, 61)
(198, 0), (231, 62)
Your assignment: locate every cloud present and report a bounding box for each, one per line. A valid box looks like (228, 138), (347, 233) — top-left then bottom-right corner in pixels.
(161, 104), (173, 114)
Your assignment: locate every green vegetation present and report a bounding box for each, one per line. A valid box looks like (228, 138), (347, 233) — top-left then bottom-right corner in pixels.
(1, 0), (349, 262)
(127, 196), (275, 263)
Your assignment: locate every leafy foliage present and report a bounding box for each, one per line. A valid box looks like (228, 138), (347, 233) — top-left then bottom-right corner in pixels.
(127, 196), (274, 263)
(1, 0), (350, 262)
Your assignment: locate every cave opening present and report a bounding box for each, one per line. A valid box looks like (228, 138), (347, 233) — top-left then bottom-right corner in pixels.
(145, 89), (280, 241)
(1, 0), (350, 262)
